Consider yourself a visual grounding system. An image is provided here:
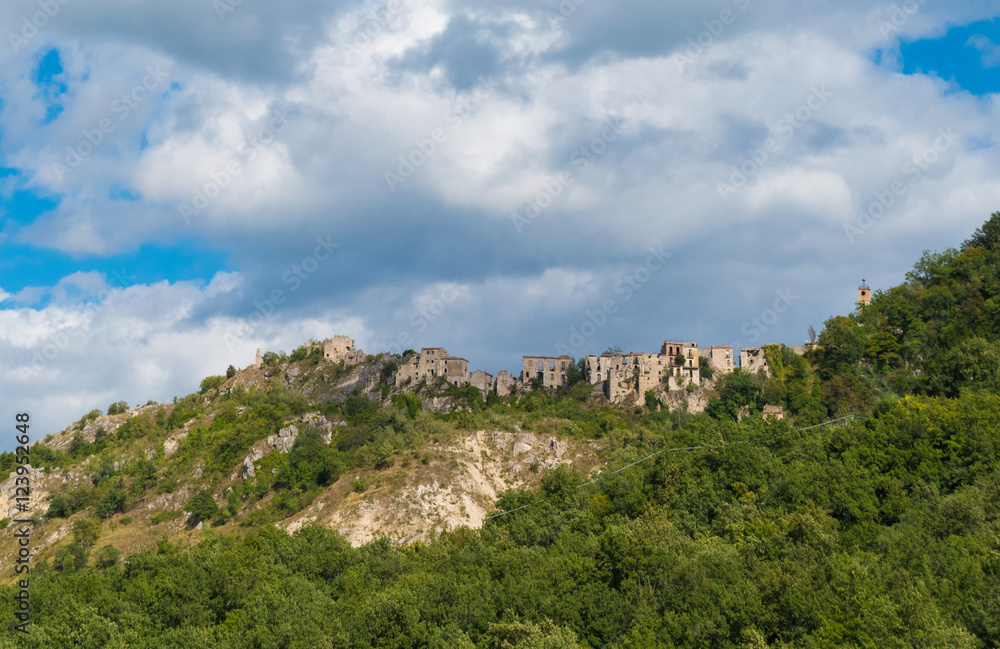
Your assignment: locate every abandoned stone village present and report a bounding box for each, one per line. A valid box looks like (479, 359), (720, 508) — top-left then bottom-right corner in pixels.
(250, 285), (872, 407)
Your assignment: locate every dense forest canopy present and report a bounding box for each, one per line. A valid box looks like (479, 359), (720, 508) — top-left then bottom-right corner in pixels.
(4, 214), (1000, 648)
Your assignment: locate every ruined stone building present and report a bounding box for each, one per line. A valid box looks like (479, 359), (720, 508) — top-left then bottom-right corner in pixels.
(391, 344), (517, 398)
(303, 335), (366, 366)
(469, 370), (494, 399)
(395, 347), (471, 387)
(520, 355), (574, 389)
(739, 343), (819, 377)
(495, 371), (516, 397)
(660, 341), (700, 383)
(739, 347), (770, 377)
(586, 352), (668, 402)
(699, 345), (735, 375)
(581, 341), (707, 403)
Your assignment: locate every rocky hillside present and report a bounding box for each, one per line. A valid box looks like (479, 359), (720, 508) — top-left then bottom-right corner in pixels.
(0, 349), (608, 579)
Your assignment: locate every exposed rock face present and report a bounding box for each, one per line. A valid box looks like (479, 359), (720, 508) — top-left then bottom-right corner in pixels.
(280, 429), (599, 546)
(423, 397), (453, 414)
(242, 449), (265, 480)
(240, 413), (342, 479)
(282, 366), (301, 388)
(327, 358), (389, 402)
(267, 425), (299, 454)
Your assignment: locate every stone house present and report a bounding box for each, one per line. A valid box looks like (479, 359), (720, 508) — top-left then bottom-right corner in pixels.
(699, 345), (735, 376)
(304, 335), (366, 366)
(520, 355), (574, 389)
(395, 347), (471, 387)
(661, 341), (700, 382)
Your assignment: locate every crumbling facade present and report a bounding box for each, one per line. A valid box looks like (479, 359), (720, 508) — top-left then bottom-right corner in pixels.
(739, 347), (770, 377)
(495, 371), (516, 397)
(699, 345), (735, 376)
(469, 370), (494, 399)
(661, 341), (700, 382)
(520, 355), (573, 389)
(583, 341), (704, 403)
(316, 335), (366, 366)
(395, 347), (471, 388)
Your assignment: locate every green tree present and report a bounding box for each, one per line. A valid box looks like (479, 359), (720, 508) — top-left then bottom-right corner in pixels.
(107, 400), (129, 415)
(565, 358), (586, 386)
(199, 375), (225, 393)
(226, 364), (237, 379)
(187, 489), (219, 524)
(707, 369), (763, 420)
(68, 431), (86, 456)
(962, 211), (1000, 249)
(94, 545), (121, 569)
(95, 480), (128, 518)
(816, 315), (867, 378)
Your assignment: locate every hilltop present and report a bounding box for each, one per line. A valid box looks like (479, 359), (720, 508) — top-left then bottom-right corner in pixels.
(2, 213), (1000, 648)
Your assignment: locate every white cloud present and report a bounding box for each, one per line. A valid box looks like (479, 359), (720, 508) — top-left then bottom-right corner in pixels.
(0, 271), (368, 441)
(3, 1), (1000, 446)
(968, 34), (1000, 68)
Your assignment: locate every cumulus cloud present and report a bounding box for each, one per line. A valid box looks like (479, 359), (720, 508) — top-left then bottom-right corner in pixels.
(0, 270), (372, 440)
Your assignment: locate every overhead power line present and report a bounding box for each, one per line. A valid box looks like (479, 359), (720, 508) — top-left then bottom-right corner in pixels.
(483, 415), (864, 522)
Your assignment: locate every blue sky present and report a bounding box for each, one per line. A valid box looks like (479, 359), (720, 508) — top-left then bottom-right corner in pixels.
(899, 18), (1000, 95)
(1, 0), (999, 445)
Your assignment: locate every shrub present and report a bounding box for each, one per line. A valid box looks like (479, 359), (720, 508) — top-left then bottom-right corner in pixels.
(68, 431), (87, 456)
(96, 481), (129, 519)
(187, 489), (219, 524)
(107, 401), (129, 416)
(94, 545), (121, 569)
(152, 510), (184, 525)
(199, 375), (225, 394)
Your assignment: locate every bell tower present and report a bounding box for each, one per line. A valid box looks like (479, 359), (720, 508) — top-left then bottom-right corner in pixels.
(858, 280), (871, 307)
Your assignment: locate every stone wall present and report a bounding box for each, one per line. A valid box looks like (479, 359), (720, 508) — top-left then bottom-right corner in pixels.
(469, 370), (494, 398)
(699, 345), (735, 376)
(320, 335), (365, 366)
(521, 355), (573, 389)
(740, 347), (770, 377)
(393, 347), (471, 387)
(496, 371), (516, 397)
